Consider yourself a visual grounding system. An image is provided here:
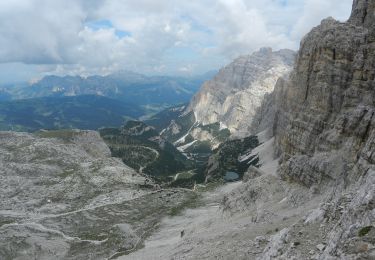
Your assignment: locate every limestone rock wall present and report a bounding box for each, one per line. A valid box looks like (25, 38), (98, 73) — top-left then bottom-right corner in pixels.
(267, 0), (375, 258)
(274, 0), (375, 187)
(188, 48), (295, 136)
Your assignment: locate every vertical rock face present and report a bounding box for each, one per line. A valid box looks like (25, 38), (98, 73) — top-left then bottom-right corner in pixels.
(274, 0), (374, 184)
(270, 0), (375, 258)
(349, 0), (375, 26)
(188, 48), (295, 136)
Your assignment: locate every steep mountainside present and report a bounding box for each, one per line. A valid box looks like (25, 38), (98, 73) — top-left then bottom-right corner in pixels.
(144, 104), (188, 133)
(100, 121), (194, 181)
(204, 135), (259, 182)
(158, 48), (295, 153)
(268, 0), (375, 258)
(0, 95), (144, 132)
(225, 0), (375, 258)
(188, 48), (295, 136)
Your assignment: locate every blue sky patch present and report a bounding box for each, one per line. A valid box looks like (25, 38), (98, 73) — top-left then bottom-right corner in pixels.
(115, 30), (132, 38)
(85, 19), (113, 30)
(85, 19), (131, 38)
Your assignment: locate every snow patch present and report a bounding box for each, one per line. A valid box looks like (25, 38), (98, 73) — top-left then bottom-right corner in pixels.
(174, 132), (190, 146)
(173, 121), (198, 146)
(240, 135), (278, 176)
(159, 128), (167, 135)
(219, 122), (228, 130)
(177, 140), (197, 152)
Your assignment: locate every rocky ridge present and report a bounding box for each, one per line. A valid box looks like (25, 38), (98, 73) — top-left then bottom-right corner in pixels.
(0, 130), (195, 259)
(158, 48), (295, 152)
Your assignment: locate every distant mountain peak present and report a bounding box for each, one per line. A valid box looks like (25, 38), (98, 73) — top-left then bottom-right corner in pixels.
(187, 48), (296, 136)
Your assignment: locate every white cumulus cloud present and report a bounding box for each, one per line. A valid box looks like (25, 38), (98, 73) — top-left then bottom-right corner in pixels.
(0, 0), (353, 83)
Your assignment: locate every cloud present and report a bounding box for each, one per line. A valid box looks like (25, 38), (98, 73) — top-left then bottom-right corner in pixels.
(0, 0), (84, 64)
(290, 0), (353, 42)
(0, 0), (353, 82)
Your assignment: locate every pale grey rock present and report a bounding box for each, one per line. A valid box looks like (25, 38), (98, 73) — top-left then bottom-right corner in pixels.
(316, 244), (325, 252)
(206, 1), (375, 259)
(263, 0), (375, 258)
(0, 131), (144, 213)
(162, 48), (295, 149)
(188, 48), (295, 137)
(0, 130), (195, 259)
(258, 228), (290, 260)
(243, 166), (263, 182)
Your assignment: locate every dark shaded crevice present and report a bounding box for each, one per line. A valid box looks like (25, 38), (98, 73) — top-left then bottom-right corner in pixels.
(305, 59), (313, 101)
(304, 48), (321, 102)
(362, 2), (368, 24)
(304, 77), (311, 101)
(361, 111), (374, 143)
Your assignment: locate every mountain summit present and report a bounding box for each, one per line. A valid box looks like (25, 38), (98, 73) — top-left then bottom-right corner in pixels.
(188, 48), (295, 136)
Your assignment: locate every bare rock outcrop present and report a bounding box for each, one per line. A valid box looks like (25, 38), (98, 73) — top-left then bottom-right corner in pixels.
(0, 130), (194, 259)
(188, 48), (295, 137)
(263, 0), (375, 258)
(273, 0), (374, 186)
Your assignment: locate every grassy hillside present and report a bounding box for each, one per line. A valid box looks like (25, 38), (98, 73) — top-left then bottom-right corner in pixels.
(100, 121), (194, 181)
(144, 104), (188, 132)
(205, 136), (260, 181)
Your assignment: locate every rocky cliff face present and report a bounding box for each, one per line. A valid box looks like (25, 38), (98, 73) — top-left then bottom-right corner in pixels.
(264, 0), (375, 258)
(274, 0), (374, 187)
(188, 48), (295, 136)
(158, 48), (295, 152)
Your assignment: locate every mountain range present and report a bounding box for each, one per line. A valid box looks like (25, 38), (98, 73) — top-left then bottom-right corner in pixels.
(0, 95), (144, 132)
(2, 71), (215, 112)
(0, 71), (215, 132)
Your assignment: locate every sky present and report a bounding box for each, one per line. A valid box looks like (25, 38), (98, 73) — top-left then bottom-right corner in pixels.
(0, 0), (353, 84)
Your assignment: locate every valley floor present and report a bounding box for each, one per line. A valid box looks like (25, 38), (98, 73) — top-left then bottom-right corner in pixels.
(120, 182), (242, 260)
(120, 138), (326, 260)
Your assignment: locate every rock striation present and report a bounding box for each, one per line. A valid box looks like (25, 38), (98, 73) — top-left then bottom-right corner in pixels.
(262, 0), (375, 258)
(188, 48), (295, 137)
(274, 0), (374, 187)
